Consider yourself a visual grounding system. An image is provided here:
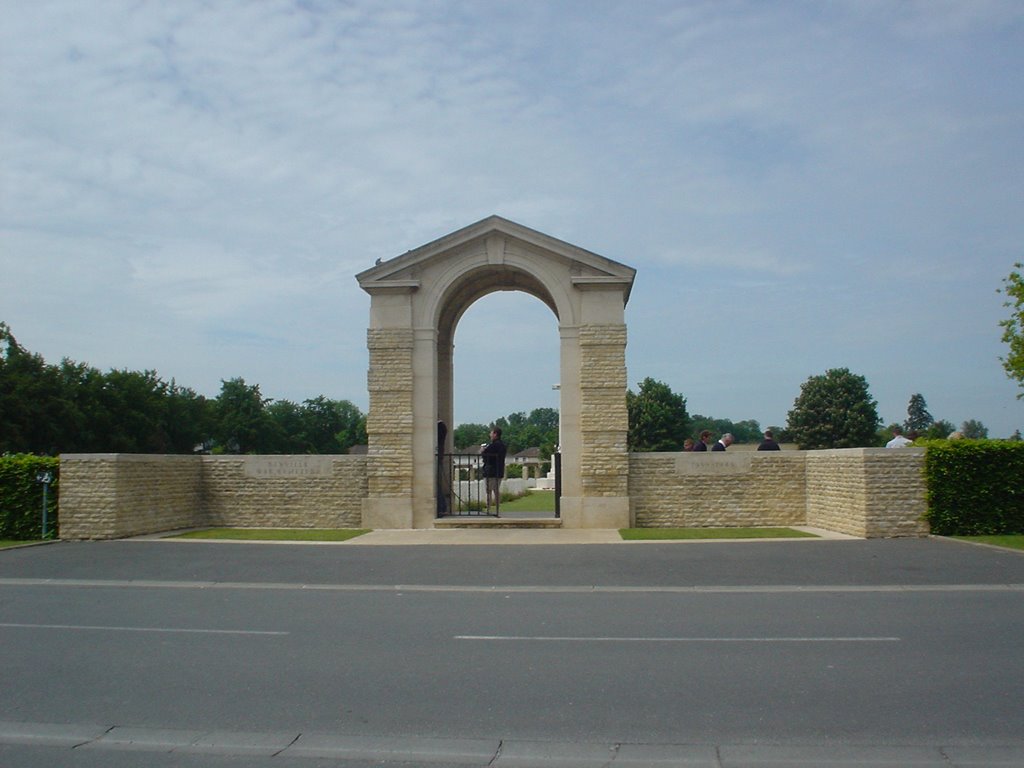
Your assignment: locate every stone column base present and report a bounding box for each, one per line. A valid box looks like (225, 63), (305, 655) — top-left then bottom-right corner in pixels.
(362, 498), (414, 529)
(559, 496), (631, 529)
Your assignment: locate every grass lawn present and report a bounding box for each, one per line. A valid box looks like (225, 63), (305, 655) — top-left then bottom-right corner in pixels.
(619, 527), (818, 540)
(173, 528), (371, 542)
(951, 535), (1024, 551)
(500, 489), (556, 513)
(1, 540), (32, 549)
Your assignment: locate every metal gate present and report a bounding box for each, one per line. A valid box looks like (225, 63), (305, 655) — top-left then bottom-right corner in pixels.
(435, 452), (562, 518)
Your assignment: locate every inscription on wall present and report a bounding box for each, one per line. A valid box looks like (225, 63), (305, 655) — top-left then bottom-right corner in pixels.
(243, 456), (334, 478)
(675, 454), (753, 476)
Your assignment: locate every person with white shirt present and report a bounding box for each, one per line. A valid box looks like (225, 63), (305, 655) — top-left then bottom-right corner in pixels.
(886, 426), (913, 448)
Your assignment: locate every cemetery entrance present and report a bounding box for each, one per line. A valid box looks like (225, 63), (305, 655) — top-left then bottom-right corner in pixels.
(356, 216), (634, 530)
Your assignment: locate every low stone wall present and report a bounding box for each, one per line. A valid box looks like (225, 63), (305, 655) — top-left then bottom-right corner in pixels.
(58, 454), (203, 540)
(629, 448), (928, 537)
(629, 452), (807, 529)
(806, 448), (928, 537)
(59, 448), (928, 539)
(59, 454), (367, 539)
(203, 455), (367, 529)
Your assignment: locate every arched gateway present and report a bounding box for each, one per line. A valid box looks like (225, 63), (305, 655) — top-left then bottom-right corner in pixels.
(356, 216), (636, 529)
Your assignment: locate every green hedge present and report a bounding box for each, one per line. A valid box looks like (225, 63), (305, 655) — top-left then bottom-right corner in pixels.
(0, 454), (59, 540)
(925, 440), (1024, 535)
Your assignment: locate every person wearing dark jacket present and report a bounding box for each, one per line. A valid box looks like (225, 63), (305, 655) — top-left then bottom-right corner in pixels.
(480, 427), (507, 515)
(757, 430), (782, 451)
(712, 433), (734, 451)
(692, 430), (712, 452)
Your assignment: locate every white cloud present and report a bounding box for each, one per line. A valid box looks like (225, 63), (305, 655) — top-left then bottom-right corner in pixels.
(2, 0), (1023, 435)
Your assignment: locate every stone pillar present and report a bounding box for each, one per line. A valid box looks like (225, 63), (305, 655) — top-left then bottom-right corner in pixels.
(362, 327), (415, 527)
(577, 323), (630, 525)
(558, 321), (630, 528)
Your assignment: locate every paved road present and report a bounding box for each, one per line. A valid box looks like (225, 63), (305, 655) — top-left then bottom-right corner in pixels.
(1, 537), (1022, 767)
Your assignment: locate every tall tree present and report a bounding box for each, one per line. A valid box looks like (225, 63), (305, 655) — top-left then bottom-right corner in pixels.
(453, 409), (559, 457)
(0, 323), (76, 454)
(925, 419), (956, 440)
(266, 396), (367, 454)
(266, 399), (308, 453)
(689, 415), (762, 444)
(161, 380), (212, 453)
(786, 368), (881, 449)
(905, 393), (933, 434)
(302, 396), (366, 454)
(627, 377), (689, 451)
(998, 262), (1024, 398)
(453, 423), (490, 450)
(213, 378), (280, 454)
(960, 419), (989, 439)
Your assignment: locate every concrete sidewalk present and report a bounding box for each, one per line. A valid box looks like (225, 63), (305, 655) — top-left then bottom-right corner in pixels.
(131, 524), (858, 545)
(347, 525), (855, 545)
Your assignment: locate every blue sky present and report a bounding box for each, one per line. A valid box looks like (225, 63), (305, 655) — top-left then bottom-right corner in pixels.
(2, 0), (1023, 437)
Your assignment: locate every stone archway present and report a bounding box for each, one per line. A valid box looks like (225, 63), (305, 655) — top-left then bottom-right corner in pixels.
(356, 216), (635, 529)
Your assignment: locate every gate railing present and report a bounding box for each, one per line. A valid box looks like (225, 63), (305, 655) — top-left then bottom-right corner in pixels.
(436, 453), (494, 517)
(435, 451), (562, 518)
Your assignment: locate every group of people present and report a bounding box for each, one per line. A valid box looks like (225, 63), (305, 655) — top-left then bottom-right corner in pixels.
(478, 421), (919, 516)
(682, 430), (783, 452)
(479, 425), (789, 514)
(683, 431), (732, 451)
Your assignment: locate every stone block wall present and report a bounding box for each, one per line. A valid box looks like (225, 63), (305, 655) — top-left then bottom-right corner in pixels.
(629, 452), (807, 528)
(203, 456), (368, 529)
(59, 454), (368, 539)
(365, 328), (415, 498)
(58, 454), (202, 540)
(806, 448), (928, 537)
(59, 448), (929, 539)
(861, 449), (929, 537)
(630, 448), (927, 537)
(578, 324), (629, 497)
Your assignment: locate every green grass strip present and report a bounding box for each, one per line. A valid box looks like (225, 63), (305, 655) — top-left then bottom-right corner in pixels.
(951, 535), (1024, 551)
(619, 527), (817, 540)
(173, 528), (371, 542)
(500, 490), (556, 513)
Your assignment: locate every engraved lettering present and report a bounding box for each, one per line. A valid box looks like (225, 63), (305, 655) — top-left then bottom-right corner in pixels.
(243, 456), (334, 478)
(675, 454), (753, 476)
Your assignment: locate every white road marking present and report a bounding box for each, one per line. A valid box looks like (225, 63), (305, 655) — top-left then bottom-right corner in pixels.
(455, 635), (900, 642)
(0, 622), (287, 636)
(0, 577), (1021, 593)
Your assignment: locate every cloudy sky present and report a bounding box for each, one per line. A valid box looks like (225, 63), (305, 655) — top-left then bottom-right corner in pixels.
(3, 0), (1023, 437)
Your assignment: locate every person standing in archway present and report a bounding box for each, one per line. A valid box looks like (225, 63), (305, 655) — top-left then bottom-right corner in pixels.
(481, 427), (508, 515)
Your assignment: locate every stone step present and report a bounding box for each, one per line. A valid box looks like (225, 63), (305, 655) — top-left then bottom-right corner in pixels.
(434, 517), (562, 530)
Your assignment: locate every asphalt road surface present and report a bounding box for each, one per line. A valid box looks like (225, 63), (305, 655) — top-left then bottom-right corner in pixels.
(1, 537), (1022, 767)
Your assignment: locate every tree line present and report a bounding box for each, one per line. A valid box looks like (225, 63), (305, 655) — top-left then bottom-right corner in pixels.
(3, 320), (1010, 458)
(627, 370), (1002, 452)
(453, 408), (560, 459)
(0, 323), (366, 456)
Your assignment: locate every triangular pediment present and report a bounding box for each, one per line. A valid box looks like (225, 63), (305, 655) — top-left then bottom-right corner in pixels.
(356, 215), (635, 303)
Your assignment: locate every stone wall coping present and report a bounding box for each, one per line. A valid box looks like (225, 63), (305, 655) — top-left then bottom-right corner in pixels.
(630, 451), (806, 459)
(61, 453), (200, 462)
(61, 454), (365, 460)
(630, 448), (925, 458)
(807, 447), (927, 457)
(202, 454), (361, 460)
